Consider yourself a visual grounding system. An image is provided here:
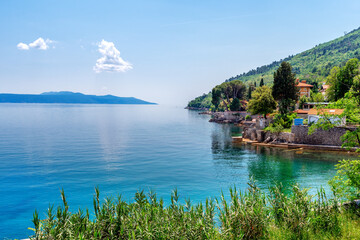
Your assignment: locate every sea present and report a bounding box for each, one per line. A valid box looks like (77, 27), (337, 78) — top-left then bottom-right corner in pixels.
(0, 104), (356, 239)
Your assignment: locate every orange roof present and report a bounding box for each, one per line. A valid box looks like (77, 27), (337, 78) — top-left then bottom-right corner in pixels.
(294, 109), (309, 114)
(308, 109), (344, 115)
(322, 84), (330, 90)
(296, 82), (314, 87)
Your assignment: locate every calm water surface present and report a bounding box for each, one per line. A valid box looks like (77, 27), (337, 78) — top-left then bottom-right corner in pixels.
(0, 104), (357, 239)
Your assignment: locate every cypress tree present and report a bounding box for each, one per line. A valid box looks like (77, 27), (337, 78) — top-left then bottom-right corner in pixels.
(272, 61), (299, 114)
(260, 78), (264, 86)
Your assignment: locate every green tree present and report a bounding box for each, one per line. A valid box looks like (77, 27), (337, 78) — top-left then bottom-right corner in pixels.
(299, 95), (309, 109)
(272, 62), (299, 114)
(310, 91), (325, 102)
(247, 86), (277, 118)
(351, 75), (360, 105)
(211, 88), (221, 110)
(230, 97), (240, 111)
(326, 66), (340, 102)
(329, 159), (360, 200)
(187, 93), (213, 109)
(259, 78), (264, 87)
(335, 58), (359, 100)
(212, 80), (246, 111)
(309, 81), (319, 93)
(247, 83), (255, 100)
(327, 58), (360, 101)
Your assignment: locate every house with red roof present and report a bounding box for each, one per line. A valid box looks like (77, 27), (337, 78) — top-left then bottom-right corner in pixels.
(308, 108), (346, 126)
(296, 80), (313, 98)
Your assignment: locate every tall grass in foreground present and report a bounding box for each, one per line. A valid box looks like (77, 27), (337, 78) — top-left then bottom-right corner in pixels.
(30, 181), (360, 240)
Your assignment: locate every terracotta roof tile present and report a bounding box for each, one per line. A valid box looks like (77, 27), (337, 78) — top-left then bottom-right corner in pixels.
(296, 82), (314, 87)
(294, 109), (309, 114)
(308, 109), (344, 115)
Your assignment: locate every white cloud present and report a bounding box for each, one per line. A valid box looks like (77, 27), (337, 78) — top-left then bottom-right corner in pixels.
(93, 40), (132, 73)
(17, 42), (29, 50)
(17, 37), (54, 50)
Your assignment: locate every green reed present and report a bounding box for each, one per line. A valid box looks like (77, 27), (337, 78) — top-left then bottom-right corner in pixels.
(29, 181), (360, 240)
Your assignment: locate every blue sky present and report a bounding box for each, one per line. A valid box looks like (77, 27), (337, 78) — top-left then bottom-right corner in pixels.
(1, 0), (360, 105)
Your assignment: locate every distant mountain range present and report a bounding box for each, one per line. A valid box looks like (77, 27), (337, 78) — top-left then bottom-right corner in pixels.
(0, 91), (156, 105)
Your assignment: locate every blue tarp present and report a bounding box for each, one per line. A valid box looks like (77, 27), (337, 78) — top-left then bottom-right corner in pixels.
(294, 118), (304, 126)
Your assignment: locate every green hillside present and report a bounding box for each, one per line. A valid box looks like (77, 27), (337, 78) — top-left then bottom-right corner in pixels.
(188, 26), (360, 109)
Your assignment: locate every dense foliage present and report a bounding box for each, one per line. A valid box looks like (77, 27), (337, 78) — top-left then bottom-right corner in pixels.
(211, 80), (246, 111)
(299, 95), (309, 109)
(272, 62), (299, 114)
(326, 58), (360, 101)
(229, 97), (240, 111)
(247, 86), (276, 118)
(30, 179), (360, 240)
(187, 93), (213, 109)
(265, 113), (298, 133)
(310, 91), (325, 102)
(330, 159), (360, 201)
(188, 27), (360, 109)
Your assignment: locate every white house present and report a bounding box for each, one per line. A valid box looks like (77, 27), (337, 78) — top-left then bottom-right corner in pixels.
(308, 109), (346, 126)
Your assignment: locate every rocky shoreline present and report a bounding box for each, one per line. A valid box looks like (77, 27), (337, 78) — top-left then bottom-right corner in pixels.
(184, 106), (210, 111)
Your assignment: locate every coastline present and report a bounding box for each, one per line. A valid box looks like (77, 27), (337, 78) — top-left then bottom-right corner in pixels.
(237, 137), (359, 154)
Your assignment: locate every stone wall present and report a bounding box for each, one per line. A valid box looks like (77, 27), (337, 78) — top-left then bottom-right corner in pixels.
(291, 125), (349, 146)
(264, 131), (295, 143)
(243, 128), (294, 143)
(243, 125), (351, 146)
(243, 127), (257, 140)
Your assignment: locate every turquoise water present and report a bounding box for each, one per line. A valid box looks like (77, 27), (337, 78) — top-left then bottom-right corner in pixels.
(0, 104), (356, 239)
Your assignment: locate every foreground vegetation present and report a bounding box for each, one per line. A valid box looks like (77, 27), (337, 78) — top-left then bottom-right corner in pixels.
(30, 160), (360, 240)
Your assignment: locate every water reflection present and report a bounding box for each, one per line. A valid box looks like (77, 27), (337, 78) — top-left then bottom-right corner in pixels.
(211, 124), (241, 154)
(210, 124), (358, 192)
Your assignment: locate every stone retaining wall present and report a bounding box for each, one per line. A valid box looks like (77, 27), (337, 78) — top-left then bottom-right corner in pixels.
(291, 125), (349, 146)
(243, 128), (294, 143)
(265, 131), (295, 143)
(243, 125), (348, 145)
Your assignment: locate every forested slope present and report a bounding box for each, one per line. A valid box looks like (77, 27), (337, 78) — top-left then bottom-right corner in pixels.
(188, 27), (360, 109)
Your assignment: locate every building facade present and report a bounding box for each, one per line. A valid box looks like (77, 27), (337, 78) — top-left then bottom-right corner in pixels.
(296, 80), (313, 98)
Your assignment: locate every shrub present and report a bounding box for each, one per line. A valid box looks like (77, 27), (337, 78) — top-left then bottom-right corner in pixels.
(217, 179), (268, 239)
(329, 159), (360, 201)
(269, 184), (312, 239)
(245, 115), (252, 121)
(310, 188), (341, 237)
(264, 123), (284, 133)
(272, 113), (297, 128)
(29, 180), (360, 239)
(230, 98), (241, 111)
